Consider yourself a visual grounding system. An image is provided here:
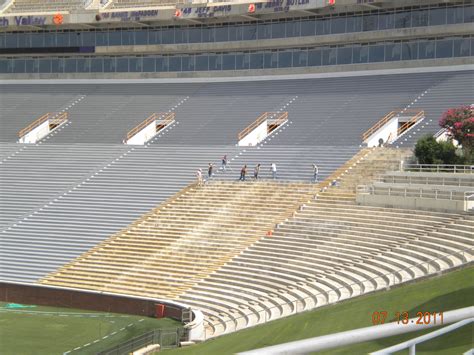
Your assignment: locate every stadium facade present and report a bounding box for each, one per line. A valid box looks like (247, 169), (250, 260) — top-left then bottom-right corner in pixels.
(0, 0), (472, 77)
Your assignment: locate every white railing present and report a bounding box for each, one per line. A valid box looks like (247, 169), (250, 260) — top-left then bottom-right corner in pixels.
(202, 246), (473, 340)
(433, 128), (447, 139)
(239, 307), (474, 355)
(0, 0), (14, 13)
(402, 164), (474, 174)
(379, 174), (474, 187)
(371, 318), (473, 355)
(357, 184), (473, 203)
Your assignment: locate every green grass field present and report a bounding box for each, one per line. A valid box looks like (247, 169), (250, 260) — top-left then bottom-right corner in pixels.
(167, 267), (473, 354)
(0, 303), (181, 355)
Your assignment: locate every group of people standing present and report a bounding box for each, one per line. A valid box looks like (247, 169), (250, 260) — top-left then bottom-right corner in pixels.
(238, 163), (267, 181)
(196, 155), (320, 185)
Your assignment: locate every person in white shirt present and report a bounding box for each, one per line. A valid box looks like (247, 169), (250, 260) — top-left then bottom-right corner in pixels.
(271, 163), (277, 179)
(196, 168), (203, 186)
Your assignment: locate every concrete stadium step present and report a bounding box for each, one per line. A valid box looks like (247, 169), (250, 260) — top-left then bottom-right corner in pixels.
(40, 181), (315, 300)
(176, 148), (471, 336)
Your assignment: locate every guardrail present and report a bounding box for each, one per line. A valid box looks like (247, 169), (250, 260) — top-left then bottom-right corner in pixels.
(374, 174), (474, 187)
(18, 112), (68, 138)
(397, 110), (424, 135)
(126, 112), (175, 141)
(18, 113), (48, 137)
(361, 111), (398, 142)
(361, 109), (424, 142)
(402, 164), (474, 173)
(49, 112), (68, 125)
(268, 112), (288, 126)
(237, 112), (287, 141)
(98, 328), (184, 355)
(371, 318), (473, 355)
(356, 184), (473, 202)
(239, 308), (474, 355)
(200, 246), (473, 339)
(433, 128), (447, 139)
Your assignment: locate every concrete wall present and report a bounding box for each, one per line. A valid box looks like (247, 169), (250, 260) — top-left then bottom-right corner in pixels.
(0, 281), (205, 341)
(238, 119), (267, 146)
(126, 120), (156, 145)
(0, 281), (185, 319)
(366, 117), (398, 148)
(19, 120), (49, 144)
(356, 193), (469, 213)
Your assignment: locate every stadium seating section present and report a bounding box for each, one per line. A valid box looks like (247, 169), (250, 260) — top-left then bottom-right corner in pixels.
(2, 0), (192, 13)
(6, 0), (86, 13)
(108, 0), (187, 9)
(0, 70), (472, 339)
(39, 147), (473, 337)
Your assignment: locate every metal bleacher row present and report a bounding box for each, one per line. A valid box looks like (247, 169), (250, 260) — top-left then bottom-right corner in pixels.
(0, 70), (472, 316)
(39, 147), (473, 338)
(2, 71), (473, 146)
(107, 0), (189, 9)
(4, 0), (87, 13)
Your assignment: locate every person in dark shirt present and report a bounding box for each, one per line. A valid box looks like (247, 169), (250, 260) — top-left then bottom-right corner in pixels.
(208, 163), (213, 179)
(313, 164), (319, 183)
(240, 165), (247, 181)
(221, 155), (227, 171)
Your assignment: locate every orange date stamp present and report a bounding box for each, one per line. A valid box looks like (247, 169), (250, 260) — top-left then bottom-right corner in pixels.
(371, 311), (444, 325)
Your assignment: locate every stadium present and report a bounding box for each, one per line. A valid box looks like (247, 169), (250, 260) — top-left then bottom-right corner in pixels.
(0, 0), (472, 353)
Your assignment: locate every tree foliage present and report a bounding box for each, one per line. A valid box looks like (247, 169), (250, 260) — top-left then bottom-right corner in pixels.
(439, 105), (474, 161)
(414, 135), (459, 165)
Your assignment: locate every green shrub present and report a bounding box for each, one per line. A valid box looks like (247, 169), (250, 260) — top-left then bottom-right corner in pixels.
(414, 135), (460, 165)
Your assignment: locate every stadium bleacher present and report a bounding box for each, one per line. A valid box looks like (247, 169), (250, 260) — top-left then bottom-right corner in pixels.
(107, 0), (187, 8)
(0, 68), (472, 346)
(357, 168), (474, 213)
(5, 0), (86, 13)
(1, 70), (472, 284)
(37, 147), (473, 338)
(391, 71), (474, 147)
(2, 71), (472, 146)
(0, 0), (472, 350)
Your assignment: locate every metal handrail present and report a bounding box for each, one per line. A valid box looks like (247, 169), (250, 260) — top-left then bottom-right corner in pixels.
(362, 111), (398, 142)
(237, 112), (288, 141)
(433, 128), (447, 139)
(361, 109), (423, 142)
(397, 110), (424, 135)
(49, 112), (68, 125)
(240, 311), (474, 355)
(269, 112), (289, 127)
(373, 174), (473, 187)
(18, 113), (50, 137)
(465, 192), (474, 201)
(126, 112), (175, 140)
(203, 246), (474, 339)
(371, 318), (473, 355)
(357, 184), (472, 202)
(402, 164), (474, 174)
